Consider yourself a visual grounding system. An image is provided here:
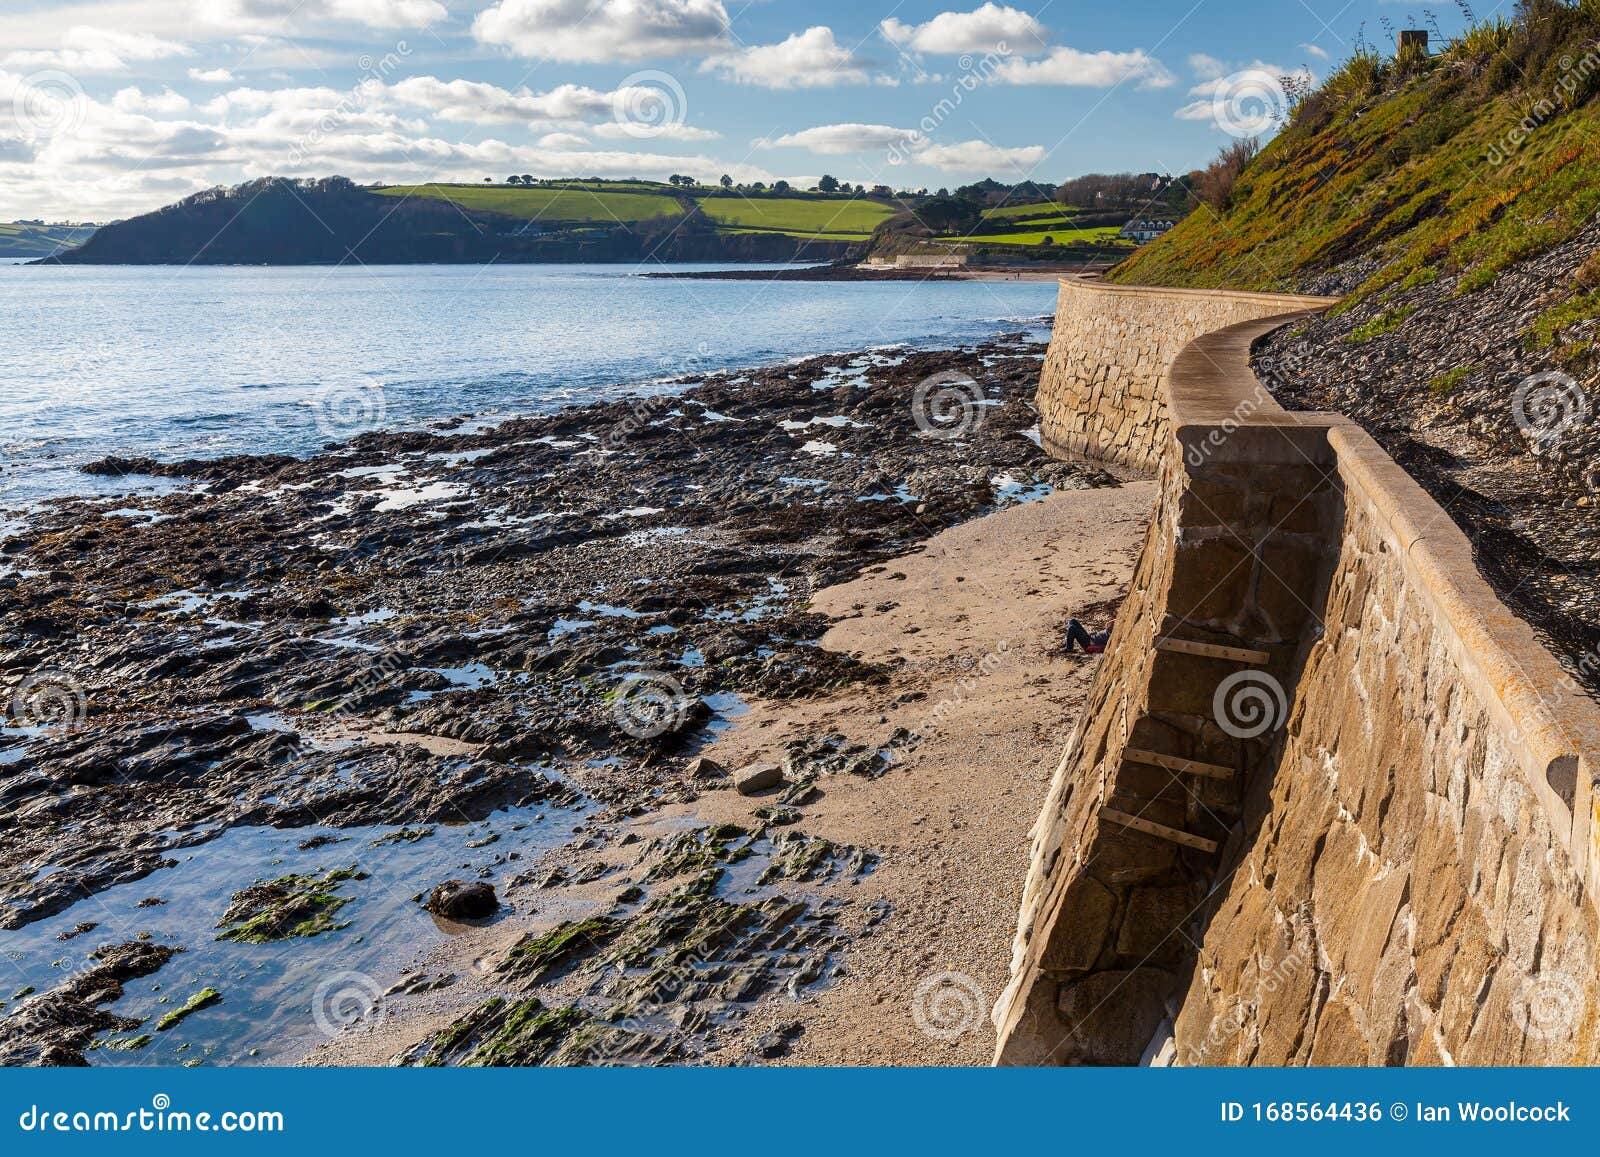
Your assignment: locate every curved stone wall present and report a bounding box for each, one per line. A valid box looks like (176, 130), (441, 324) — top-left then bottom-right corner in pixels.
(1035, 278), (1333, 473)
(995, 278), (1600, 1066)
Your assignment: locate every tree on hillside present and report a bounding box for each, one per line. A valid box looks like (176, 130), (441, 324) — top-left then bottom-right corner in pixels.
(521, 174), (534, 185)
(751, 181), (766, 191)
(719, 173), (733, 188)
(817, 174), (840, 193)
(506, 175), (522, 185)
(773, 179), (790, 193)
(912, 196), (981, 233)
(1192, 138), (1259, 209)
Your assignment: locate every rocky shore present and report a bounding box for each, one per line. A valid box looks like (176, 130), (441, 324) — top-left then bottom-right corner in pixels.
(0, 329), (1116, 1066)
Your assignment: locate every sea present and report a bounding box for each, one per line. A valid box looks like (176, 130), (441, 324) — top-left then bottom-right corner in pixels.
(0, 262), (1058, 517)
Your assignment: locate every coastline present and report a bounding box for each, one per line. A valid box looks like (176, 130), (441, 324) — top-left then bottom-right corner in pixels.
(647, 263), (1115, 283)
(0, 328), (1126, 1067)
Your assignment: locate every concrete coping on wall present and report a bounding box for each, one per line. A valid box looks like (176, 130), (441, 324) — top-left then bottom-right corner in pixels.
(1063, 272), (1339, 314)
(1163, 305), (1600, 896)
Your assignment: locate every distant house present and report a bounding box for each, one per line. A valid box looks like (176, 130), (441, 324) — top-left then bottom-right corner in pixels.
(1120, 218), (1176, 243)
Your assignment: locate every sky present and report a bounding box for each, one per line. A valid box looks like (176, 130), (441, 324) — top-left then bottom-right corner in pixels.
(0, 0), (1471, 221)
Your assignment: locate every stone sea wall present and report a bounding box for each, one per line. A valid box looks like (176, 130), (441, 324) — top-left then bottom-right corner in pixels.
(1034, 279), (1331, 473)
(994, 277), (1600, 1066)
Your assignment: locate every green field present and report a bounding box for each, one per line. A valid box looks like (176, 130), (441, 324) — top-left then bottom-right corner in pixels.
(0, 221), (97, 258)
(727, 227), (875, 241)
(978, 200), (1078, 221)
(696, 195), (898, 236)
(374, 183), (683, 223)
(953, 225), (1127, 247)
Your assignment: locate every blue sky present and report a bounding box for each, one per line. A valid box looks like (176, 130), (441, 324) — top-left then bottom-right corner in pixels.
(0, 0), (1471, 220)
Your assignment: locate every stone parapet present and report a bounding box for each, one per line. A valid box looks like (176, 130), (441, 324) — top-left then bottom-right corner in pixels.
(995, 277), (1600, 1066)
(1035, 276), (1334, 474)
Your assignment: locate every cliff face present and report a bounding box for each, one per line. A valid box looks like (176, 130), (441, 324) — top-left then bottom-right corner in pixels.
(995, 277), (1600, 1066)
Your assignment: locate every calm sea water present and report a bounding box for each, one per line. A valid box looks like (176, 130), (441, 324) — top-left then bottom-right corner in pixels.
(0, 263), (1056, 514)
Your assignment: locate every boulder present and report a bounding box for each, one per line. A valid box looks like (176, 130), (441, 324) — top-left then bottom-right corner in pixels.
(685, 756), (726, 779)
(424, 879), (499, 919)
(734, 762), (784, 795)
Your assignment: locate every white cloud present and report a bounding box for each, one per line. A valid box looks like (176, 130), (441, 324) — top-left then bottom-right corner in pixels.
(473, 0), (729, 63)
(0, 65), (774, 219)
(112, 85), (191, 114)
(880, 4), (1046, 55)
(188, 67), (236, 83)
(702, 26), (873, 89)
(915, 138), (1044, 170)
(4, 25), (191, 72)
(387, 77), (615, 124)
(1174, 61), (1313, 126)
(1300, 43), (1330, 60)
(758, 123), (918, 154)
(995, 46), (1172, 87)
(757, 120), (1044, 175)
(591, 120), (718, 141)
(197, 0), (446, 32)
(381, 76), (719, 139)
(325, 0), (447, 25)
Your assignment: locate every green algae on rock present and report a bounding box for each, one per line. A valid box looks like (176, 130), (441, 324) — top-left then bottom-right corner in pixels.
(214, 867), (367, 943)
(156, 987), (222, 1031)
(644, 824), (753, 880)
(497, 917), (622, 984)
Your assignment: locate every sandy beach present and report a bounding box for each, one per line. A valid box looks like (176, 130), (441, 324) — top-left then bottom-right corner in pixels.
(312, 480), (1153, 1065)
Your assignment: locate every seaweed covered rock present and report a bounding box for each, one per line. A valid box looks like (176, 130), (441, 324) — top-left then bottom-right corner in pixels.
(215, 866), (366, 943)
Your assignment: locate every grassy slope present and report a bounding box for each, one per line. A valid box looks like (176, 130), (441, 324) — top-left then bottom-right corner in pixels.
(374, 183), (683, 223)
(378, 182), (898, 240)
(1111, 11), (1600, 312)
(979, 201), (1078, 221)
(959, 225), (1126, 246)
(695, 195), (898, 235)
(0, 222), (97, 258)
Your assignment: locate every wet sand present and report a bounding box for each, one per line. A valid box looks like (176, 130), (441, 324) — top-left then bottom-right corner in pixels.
(316, 481), (1154, 1065)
